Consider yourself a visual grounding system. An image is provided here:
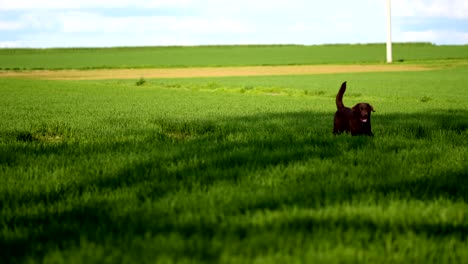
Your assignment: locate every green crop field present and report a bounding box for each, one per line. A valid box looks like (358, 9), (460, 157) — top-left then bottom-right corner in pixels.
(1, 44), (468, 263)
(1, 43), (468, 70)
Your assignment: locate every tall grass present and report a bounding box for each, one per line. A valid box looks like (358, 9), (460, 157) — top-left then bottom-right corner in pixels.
(1, 43), (468, 70)
(1, 65), (468, 263)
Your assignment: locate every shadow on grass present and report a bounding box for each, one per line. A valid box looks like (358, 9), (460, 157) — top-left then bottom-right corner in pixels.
(1, 109), (467, 263)
(377, 109), (468, 139)
(373, 168), (468, 201)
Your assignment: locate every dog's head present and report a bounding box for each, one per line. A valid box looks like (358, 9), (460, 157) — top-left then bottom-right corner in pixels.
(352, 103), (375, 123)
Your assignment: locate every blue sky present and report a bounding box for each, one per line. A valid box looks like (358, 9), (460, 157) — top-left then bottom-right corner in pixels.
(0, 0), (467, 48)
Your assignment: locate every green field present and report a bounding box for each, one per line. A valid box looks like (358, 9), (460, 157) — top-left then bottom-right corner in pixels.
(1, 43), (468, 70)
(1, 44), (468, 263)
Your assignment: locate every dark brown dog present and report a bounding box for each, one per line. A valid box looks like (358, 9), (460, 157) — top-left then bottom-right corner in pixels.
(333, 81), (374, 136)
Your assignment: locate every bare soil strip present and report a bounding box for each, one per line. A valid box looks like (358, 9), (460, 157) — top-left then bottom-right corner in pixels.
(0, 64), (431, 80)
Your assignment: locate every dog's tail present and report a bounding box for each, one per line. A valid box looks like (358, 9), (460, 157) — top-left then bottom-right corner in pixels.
(336, 81), (347, 110)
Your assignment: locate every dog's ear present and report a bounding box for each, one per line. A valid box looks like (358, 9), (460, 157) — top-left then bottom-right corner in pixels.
(352, 105), (359, 112)
(369, 104), (375, 112)
(352, 105), (360, 115)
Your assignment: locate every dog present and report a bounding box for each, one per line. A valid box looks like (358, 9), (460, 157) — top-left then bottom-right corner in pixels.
(333, 81), (374, 136)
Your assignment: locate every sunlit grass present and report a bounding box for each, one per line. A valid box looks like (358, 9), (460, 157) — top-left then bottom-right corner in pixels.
(1, 43), (468, 70)
(1, 65), (468, 263)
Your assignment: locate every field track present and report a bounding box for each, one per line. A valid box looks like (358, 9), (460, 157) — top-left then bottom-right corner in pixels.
(0, 64), (431, 80)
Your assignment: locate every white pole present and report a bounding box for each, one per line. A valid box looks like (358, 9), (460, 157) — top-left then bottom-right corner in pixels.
(386, 0), (393, 63)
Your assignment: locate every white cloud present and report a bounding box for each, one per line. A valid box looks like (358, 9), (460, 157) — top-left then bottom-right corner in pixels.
(0, 0), (191, 10)
(399, 30), (468, 44)
(0, 21), (25, 31)
(54, 12), (252, 34)
(393, 0), (468, 19)
(1, 0), (467, 47)
(0, 41), (23, 47)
